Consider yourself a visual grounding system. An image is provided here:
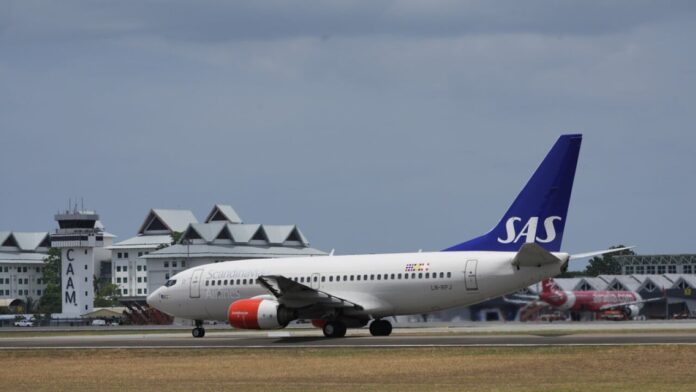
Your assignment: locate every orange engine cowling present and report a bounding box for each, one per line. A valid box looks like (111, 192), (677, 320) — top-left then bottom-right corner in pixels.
(228, 299), (288, 330)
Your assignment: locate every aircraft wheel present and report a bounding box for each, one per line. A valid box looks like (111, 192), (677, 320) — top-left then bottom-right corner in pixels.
(192, 327), (205, 338)
(382, 320), (392, 336)
(336, 322), (347, 337)
(322, 321), (347, 338)
(369, 319), (392, 336)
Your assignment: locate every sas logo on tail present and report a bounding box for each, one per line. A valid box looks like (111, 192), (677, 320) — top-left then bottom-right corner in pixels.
(497, 216), (562, 244)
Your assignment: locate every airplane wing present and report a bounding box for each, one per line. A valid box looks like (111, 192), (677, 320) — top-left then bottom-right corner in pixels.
(598, 296), (663, 311)
(257, 275), (364, 310)
(510, 293), (541, 300)
(502, 296), (549, 307)
(502, 296), (529, 305)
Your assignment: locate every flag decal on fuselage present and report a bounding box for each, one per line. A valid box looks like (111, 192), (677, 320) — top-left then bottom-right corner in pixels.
(405, 263), (430, 272)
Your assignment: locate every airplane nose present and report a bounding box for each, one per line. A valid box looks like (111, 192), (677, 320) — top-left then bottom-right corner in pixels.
(146, 289), (160, 308)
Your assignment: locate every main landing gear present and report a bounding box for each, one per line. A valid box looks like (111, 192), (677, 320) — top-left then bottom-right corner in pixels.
(369, 319), (392, 336)
(320, 319), (391, 337)
(192, 320), (205, 338)
(322, 321), (347, 338)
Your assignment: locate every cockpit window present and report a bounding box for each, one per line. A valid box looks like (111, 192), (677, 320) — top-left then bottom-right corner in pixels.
(165, 279), (177, 287)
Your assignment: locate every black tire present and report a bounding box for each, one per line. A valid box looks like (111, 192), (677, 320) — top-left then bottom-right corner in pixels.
(369, 321), (377, 336)
(322, 322), (335, 337)
(335, 322), (347, 338)
(369, 319), (393, 336)
(192, 327), (205, 338)
(322, 321), (347, 338)
(369, 320), (383, 336)
(381, 320), (392, 336)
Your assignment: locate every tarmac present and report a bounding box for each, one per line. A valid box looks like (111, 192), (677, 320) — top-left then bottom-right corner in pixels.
(2, 320), (696, 349)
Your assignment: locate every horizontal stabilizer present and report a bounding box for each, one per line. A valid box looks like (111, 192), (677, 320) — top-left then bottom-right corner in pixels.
(599, 296), (663, 311)
(569, 246), (635, 260)
(512, 243), (561, 268)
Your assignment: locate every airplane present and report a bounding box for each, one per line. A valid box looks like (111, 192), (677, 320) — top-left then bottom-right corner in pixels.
(147, 134), (621, 338)
(505, 277), (663, 320)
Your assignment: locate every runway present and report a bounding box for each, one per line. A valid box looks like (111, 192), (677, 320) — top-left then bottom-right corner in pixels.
(3, 328), (696, 349)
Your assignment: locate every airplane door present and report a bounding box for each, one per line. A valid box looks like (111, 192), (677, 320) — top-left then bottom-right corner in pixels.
(310, 273), (321, 289)
(465, 260), (478, 291)
(190, 269), (203, 298)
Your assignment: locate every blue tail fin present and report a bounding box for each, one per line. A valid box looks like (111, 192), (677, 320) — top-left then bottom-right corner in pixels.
(444, 134), (582, 252)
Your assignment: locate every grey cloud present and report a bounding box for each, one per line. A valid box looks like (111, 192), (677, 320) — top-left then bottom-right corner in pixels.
(3, 0), (696, 44)
(0, 1), (695, 266)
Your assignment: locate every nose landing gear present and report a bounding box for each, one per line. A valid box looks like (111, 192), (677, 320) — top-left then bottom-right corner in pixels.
(192, 320), (205, 338)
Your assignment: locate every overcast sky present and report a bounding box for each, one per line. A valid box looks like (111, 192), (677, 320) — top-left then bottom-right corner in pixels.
(1, 1), (695, 269)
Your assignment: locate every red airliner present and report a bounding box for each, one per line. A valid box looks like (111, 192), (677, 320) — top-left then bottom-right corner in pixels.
(507, 278), (663, 320)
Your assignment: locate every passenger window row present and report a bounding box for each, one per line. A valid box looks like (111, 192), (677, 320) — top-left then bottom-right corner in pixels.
(203, 272), (453, 287)
(299, 271), (452, 283)
(205, 278), (255, 287)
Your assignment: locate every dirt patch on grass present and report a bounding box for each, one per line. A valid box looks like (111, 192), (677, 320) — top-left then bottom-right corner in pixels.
(1, 346), (694, 391)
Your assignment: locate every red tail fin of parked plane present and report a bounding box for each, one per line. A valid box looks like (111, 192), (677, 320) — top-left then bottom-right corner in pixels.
(541, 278), (555, 294)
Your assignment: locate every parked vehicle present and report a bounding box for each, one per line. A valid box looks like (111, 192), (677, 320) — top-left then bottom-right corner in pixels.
(14, 320), (34, 327)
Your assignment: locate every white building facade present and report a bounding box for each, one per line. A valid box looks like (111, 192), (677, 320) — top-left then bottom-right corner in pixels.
(110, 204), (325, 296)
(2, 203), (325, 316)
(0, 232), (51, 303)
(144, 219), (326, 294)
(108, 208), (198, 298)
(615, 254), (696, 275)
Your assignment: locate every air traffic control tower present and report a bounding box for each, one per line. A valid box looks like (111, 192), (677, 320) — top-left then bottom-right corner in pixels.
(51, 209), (104, 317)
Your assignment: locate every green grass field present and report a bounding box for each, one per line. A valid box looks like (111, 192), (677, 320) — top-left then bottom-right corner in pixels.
(1, 346), (695, 391)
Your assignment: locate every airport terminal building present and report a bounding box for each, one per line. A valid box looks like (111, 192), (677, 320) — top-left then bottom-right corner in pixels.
(0, 232), (51, 307)
(1, 203), (324, 321)
(106, 208), (199, 298)
(615, 254), (696, 275)
(108, 204), (326, 300)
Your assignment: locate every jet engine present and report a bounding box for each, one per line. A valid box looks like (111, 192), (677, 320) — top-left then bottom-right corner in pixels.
(228, 299), (295, 329)
(622, 304), (640, 319)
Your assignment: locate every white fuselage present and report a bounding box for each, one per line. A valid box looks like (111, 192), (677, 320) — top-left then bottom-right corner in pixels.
(148, 250), (567, 322)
